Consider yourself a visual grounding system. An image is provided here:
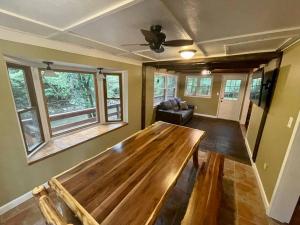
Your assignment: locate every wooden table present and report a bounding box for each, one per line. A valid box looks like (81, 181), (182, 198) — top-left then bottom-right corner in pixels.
(49, 121), (205, 225)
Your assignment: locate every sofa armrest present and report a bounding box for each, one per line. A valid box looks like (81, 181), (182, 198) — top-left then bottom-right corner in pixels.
(188, 104), (195, 110)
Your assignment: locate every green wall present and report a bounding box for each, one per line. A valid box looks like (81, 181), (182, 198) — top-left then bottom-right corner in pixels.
(246, 104), (264, 152)
(145, 66), (156, 127)
(0, 40), (142, 206)
(178, 73), (222, 116)
(246, 43), (300, 201)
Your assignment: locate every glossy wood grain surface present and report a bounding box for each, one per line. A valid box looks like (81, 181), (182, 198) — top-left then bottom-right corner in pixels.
(50, 121), (205, 225)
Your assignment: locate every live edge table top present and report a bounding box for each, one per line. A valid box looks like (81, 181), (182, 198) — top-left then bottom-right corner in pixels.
(49, 121), (205, 225)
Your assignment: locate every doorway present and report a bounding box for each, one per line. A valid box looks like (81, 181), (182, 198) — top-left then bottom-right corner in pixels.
(217, 74), (246, 121)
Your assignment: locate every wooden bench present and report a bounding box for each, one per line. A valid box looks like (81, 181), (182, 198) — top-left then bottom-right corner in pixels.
(181, 152), (224, 225)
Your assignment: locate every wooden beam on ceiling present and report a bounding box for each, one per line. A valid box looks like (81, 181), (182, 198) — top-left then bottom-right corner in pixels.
(160, 61), (261, 70)
(143, 52), (280, 69)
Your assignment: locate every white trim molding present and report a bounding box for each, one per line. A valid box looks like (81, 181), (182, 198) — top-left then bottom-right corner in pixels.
(0, 182), (49, 215)
(0, 26), (142, 66)
(244, 137), (270, 212)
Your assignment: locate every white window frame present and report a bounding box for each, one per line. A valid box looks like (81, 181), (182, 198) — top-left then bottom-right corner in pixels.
(184, 75), (213, 98)
(5, 56), (128, 157)
(153, 73), (178, 106)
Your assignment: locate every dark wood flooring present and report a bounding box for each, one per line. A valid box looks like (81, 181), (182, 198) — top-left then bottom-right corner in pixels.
(185, 116), (251, 165)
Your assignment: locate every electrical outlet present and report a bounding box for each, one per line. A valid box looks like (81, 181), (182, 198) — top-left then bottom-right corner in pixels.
(195, 106), (198, 110)
(263, 163), (268, 170)
(287, 117), (294, 128)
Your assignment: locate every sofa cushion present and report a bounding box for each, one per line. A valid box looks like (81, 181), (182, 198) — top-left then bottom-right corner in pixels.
(180, 101), (189, 110)
(178, 109), (193, 120)
(160, 100), (173, 110)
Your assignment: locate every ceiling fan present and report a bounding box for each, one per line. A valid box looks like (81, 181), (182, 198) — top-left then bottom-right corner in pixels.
(122, 25), (194, 53)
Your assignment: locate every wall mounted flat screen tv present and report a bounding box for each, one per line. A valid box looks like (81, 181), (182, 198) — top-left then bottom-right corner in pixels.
(250, 68), (263, 106)
(250, 68), (276, 109)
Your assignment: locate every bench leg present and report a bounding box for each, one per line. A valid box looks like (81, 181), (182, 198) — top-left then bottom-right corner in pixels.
(193, 150), (199, 168)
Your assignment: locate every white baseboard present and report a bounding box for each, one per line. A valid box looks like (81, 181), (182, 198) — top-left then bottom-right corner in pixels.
(0, 182), (49, 215)
(244, 138), (270, 213)
(252, 162), (270, 212)
(193, 113), (217, 118)
(245, 138), (253, 159)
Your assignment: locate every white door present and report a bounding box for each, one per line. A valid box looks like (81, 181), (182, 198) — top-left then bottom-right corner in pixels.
(217, 74), (246, 121)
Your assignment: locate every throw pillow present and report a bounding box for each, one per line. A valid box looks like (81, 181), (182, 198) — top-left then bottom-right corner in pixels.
(174, 97), (181, 107)
(161, 101), (173, 110)
(169, 99), (179, 111)
(180, 101), (189, 110)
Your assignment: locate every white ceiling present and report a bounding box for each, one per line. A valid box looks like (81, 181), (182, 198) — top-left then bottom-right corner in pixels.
(0, 0), (299, 62)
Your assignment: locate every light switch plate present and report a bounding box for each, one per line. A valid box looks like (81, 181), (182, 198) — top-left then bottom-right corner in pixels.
(287, 117), (294, 128)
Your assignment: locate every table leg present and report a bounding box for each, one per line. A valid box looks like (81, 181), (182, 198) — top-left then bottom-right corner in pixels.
(193, 149), (199, 168)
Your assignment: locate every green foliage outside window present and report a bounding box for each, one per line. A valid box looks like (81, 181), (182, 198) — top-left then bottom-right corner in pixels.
(42, 71), (96, 115)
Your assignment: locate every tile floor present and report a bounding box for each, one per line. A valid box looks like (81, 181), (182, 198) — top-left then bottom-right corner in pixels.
(0, 150), (284, 225)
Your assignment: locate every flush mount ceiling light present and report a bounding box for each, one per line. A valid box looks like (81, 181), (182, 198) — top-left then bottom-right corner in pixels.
(179, 50), (196, 59)
(201, 69), (212, 75)
(43, 61), (58, 77)
(96, 68), (105, 79)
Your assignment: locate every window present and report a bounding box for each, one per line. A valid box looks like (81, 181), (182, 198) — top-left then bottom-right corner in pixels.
(7, 64), (44, 155)
(41, 70), (99, 135)
(7, 61), (126, 159)
(223, 79), (242, 100)
(103, 74), (123, 122)
(185, 76), (213, 97)
(166, 76), (177, 99)
(153, 74), (177, 105)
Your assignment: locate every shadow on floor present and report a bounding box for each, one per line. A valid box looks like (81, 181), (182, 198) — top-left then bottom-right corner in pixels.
(185, 116), (251, 165)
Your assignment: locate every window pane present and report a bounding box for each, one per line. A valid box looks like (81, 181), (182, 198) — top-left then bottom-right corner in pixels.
(154, 75), (166, 105)
(167, 76), (176, 89)
(107, 99), (121, 121)
(19, 109), (43, 154)
(8, 67), (31, 110)
(8, 65), (44, 155)
(42, 71), (97, 134)
(106, 75), (120, 98)
(154, 75), (165, 89)
(185, 76), (212, 97)
(166, 88), (176, 99)
(105, 74), (122, 121)
(224, 79), (242, 100)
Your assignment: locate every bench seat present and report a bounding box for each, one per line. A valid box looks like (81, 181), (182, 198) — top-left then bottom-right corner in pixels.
(181, 152), (224, 225)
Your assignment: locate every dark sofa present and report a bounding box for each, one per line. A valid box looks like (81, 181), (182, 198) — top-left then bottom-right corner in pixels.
(155, 98), (194, 125)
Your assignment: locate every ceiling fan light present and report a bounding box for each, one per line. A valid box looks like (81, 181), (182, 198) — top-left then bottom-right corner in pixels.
(201, 69), (212, 75)
(179, 50), (196, 59)
(96, 68), (105, 79)
(44, 69), (57, 77)
(43, 61), (58, 77)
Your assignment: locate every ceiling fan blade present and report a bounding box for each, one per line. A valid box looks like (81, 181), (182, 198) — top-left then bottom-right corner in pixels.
(141, 29), (158, 43)
(121, 43), (149, 46)
(163, 39), (194, 47)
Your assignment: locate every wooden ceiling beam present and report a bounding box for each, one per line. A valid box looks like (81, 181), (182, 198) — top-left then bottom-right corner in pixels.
(171, 68), (252, 74)
(143, 51), (280, 67)
(161, 61), (261, 70)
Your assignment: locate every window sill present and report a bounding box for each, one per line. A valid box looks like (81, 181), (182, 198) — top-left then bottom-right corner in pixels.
(27, 122), (128, 165)
(184, 95), (212, 98)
